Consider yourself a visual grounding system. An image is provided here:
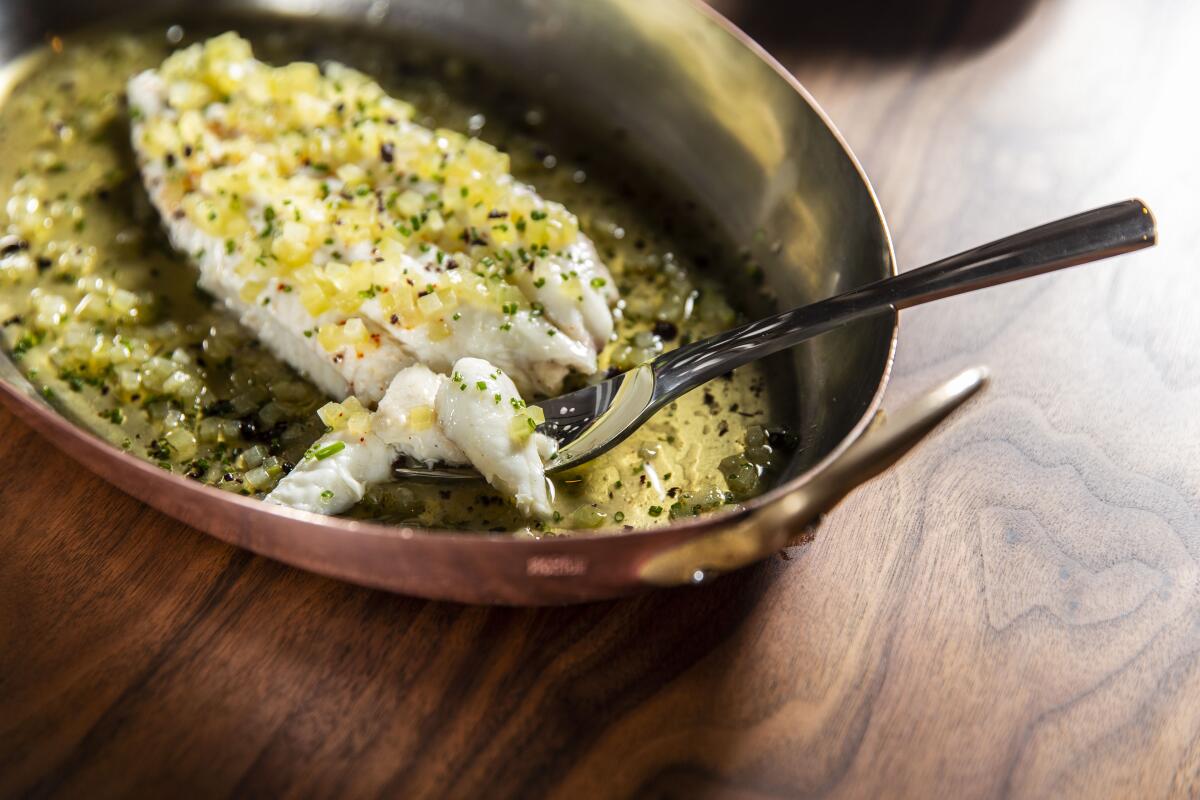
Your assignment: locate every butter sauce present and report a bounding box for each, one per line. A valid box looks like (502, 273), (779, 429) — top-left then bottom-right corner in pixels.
(0, 23), (792, 533)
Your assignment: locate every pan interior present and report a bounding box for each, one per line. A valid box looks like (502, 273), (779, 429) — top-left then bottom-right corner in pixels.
(0, 1), (894, 533)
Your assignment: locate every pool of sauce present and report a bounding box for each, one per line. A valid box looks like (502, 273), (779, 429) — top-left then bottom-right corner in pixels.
(0, 23), (793, 533)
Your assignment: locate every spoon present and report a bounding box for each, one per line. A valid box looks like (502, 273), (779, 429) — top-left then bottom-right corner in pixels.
(394, 198), (1155, 482)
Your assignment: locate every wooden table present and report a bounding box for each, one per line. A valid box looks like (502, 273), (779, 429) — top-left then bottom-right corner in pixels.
(3, 0), (1198, 795)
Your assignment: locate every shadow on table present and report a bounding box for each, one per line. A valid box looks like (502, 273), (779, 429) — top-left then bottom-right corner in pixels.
(706, 0), (1043, 61)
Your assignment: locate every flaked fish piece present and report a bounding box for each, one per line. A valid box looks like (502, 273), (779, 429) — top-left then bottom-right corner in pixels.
(263, 428), (395, 515)
(267, 358), (554, 518)
(436, 357), (556, 518)
(373, 364), (467, 466)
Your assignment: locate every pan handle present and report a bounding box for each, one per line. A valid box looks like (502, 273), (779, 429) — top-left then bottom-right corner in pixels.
(637, 366), (989, 586)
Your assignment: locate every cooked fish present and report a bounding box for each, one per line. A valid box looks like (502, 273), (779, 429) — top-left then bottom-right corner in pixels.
(129, 33), (618, 517)
(373, 364), (467, 466)
(267, 358), (554, 517)
(127, 32), (615, 404)
(436, 357), (556, 518)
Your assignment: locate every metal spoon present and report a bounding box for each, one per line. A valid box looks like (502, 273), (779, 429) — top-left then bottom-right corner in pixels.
(394, 198), (1156, 482)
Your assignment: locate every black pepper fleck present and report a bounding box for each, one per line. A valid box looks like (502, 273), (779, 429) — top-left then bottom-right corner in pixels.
(652, 320), (678, 341)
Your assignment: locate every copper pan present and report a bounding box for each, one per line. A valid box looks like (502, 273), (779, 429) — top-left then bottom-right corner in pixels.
(0, 0), (988, 604)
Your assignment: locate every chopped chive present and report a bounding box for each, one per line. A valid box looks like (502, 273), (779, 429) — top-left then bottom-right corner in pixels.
(313, 441), (346, 460)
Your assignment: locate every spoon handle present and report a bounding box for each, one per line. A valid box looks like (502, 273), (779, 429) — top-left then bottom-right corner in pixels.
(652, 199), (1156, 400)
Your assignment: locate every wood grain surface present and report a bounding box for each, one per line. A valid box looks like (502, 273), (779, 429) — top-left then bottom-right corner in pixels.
(3, 0), (1199, 796)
